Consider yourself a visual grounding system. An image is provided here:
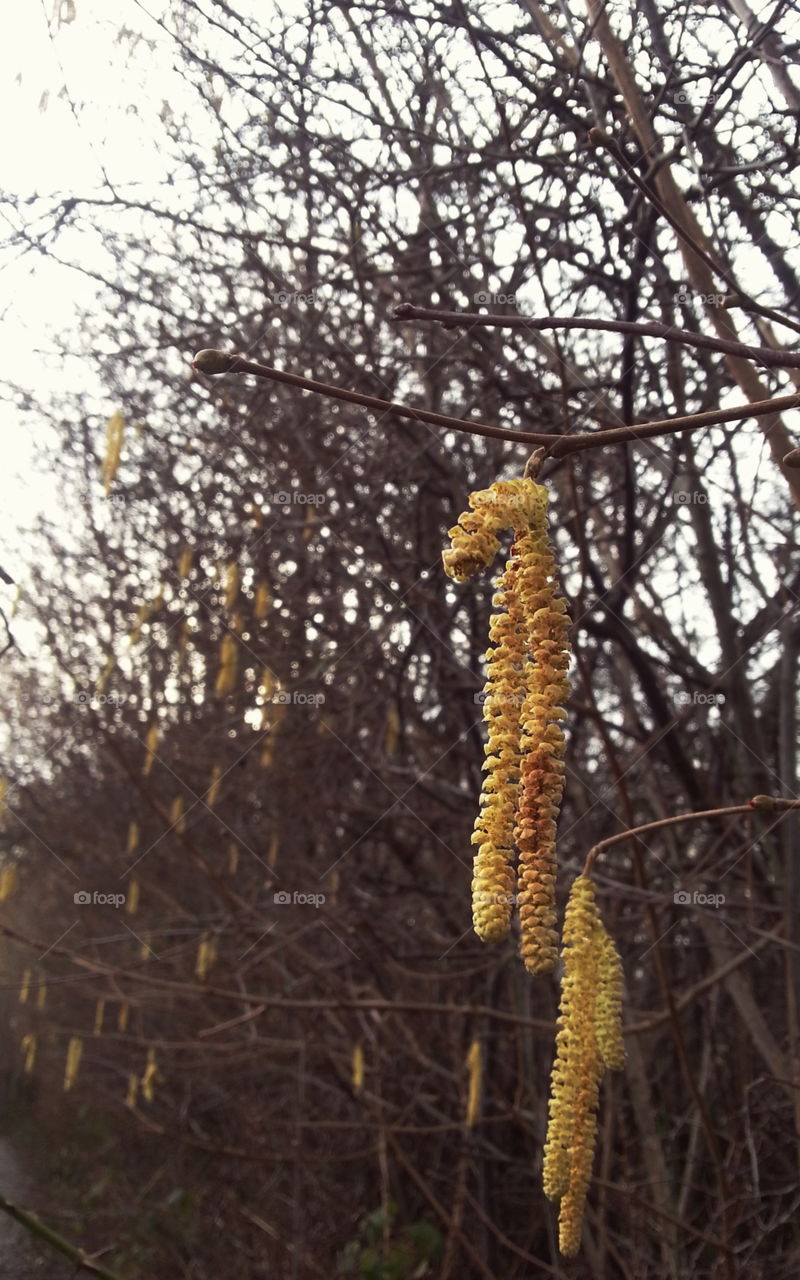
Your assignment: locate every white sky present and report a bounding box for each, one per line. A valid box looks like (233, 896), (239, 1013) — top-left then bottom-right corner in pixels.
(0, 1), (189, 584)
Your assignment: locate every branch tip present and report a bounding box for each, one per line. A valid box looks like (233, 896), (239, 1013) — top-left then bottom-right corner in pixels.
(192, 349), (236, 375)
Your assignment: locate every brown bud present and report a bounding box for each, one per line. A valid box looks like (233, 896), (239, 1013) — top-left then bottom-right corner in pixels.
(783, 448), (800, 469)
(192, 349), (235, 375)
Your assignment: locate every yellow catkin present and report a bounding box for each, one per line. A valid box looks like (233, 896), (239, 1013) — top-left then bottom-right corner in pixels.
(177, 618), (191, 665)
(352, 1043), (364, 1095)
(21, 1034), (36, 1075)
(125, 1073), (138, 1107)
(195, 935), (217, 980)
(102, 409), (124, 494)
(19, 970), (30, 1003)
(513, 509), (571, 975)
(64, 1037), (83, 1092)
(207, 763), (222, 808)
(542, 876), (623, 1258)
(94, 999), (105, 1035)
(129, 601), (150, 645)
(327, 870), (340, 905)
(142, 724), (159, 776)
(254, 581), (270, 619)
(268, 833), (279, 869)
(141, 1047), (158, 1101)
(0, 864), (18, 902)
(215, 632), (238, 695)
(127, 879), (140, 915)
(227, 842), (239, 875)
(442, 478), (541, 582)
(170, 796), (185, 833)
(36, 984), (47, 1011)
(261, 670), (276, 699)
(385, 707), (400, 756)
(117, 1002), (129, 1032)
(224, 561), (239, 610)
(595, 921), (625, 1072)
(303, 506), (315, 542)
(126, 822), (139, 854)
(470, 551), (528, 942)
(96, 655), (115, 695)
(445, 477), (572, 963)
(465, 1039), (482, 1128)
(0, 777), (7, 819)
(177, 547), (193, 579)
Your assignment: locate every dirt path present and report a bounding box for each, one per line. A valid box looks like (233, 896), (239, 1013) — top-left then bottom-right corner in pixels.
(0, 1137), (63, 1278)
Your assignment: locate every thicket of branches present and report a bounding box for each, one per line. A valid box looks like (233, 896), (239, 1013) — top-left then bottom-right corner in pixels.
(1, 1), (799, 1276)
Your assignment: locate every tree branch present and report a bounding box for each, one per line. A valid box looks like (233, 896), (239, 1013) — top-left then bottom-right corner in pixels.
(0, 1195), (124, 1279)
(190, 350), (800, 458)
(391, 302), (800, 370)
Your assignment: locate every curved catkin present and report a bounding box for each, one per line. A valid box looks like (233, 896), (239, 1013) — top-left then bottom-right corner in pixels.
(442, 478), (540, 582)
(514, 510), (571, 974)
(471, 552), (528, 942)
(444, 476), (572, 958)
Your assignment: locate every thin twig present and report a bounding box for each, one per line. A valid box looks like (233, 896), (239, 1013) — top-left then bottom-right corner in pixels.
(391, 303), (800, 370)
(583, 795), (800, 874)
(0, 1195), (125, 1279)
(190, 350), (800, 458)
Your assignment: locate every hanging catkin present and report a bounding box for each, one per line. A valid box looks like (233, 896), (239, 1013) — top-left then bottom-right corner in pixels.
(443, 476), (571, 973)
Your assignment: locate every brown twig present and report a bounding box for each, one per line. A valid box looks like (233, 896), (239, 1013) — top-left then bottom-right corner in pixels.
(583, 796), (800, 874)
(0, 1195), (124, 1279)
(191, 350), (800, 458)
(391, 303), (800, 370)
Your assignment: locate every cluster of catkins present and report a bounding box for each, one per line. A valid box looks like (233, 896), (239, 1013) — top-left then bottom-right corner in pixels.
(443, 476), (571, 974)
(443, 476), (625, 1256)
